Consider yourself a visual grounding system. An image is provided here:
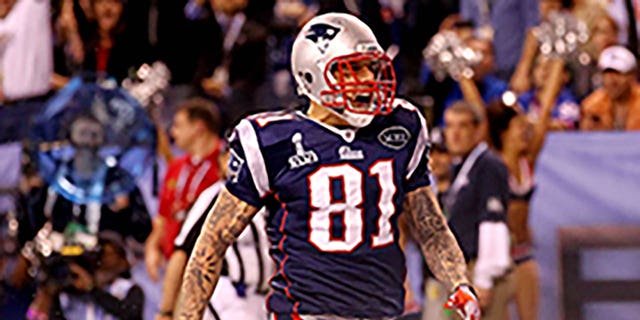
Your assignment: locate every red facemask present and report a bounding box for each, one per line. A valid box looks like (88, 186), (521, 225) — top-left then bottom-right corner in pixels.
(321, 51), (397, 116)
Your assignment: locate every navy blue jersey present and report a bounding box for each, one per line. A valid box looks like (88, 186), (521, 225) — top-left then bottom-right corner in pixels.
(225, 98), (431, 318)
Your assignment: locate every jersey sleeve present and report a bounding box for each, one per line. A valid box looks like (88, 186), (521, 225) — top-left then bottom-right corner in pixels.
(224, 119), (270, 208)
(404, 107), (432, 192)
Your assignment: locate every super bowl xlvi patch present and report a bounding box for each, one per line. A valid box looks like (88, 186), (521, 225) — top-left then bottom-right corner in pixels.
(288, 132), (318, 169)
(378, 126), (411, 150)
(227, 148), (245, 183)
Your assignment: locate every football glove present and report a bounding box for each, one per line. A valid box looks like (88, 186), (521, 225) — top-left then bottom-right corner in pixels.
(443, 284), (481, 320)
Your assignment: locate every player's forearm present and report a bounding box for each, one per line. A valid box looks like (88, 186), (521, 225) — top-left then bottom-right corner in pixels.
(404, 186), (469, 291)
(158, 251), (188, 314)
(174, 187), (259, 319)
(175, 259), (223, 319)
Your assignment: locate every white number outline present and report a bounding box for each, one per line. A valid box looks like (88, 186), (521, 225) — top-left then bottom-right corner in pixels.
(370, 159), (396, 248)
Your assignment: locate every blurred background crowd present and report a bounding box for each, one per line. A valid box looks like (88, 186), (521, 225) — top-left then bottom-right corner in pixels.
(0, 0), (639, 319)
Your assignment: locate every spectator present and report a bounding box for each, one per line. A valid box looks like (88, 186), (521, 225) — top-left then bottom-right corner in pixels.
(509, 3), (618, 99)
(422, 35), (509, 125)
(154, 0), (223, 127)
(589, 13), (620, 68)
(0, 0), (53, 143)
(429, 101), (512, 319)
(401, 1), (460, 97)
(82, 0), (152, 82)
(445, 38), (507, 106)
(518, 54), (581, 129)
(581, 45), (640, 130)
(52, 0), (86, 87)
(419, 18), (474, 125)
(510, 0), (570, 94)
(144, 98), (221, 282)
(28, 232), (145, 320)
(443, 37), (509, 110)
(254, 0), (316, 110)
(53, 0), (153, 83)
(459, 0), (539, 80)
(571, 11), (620, 99)
(197, 0), (269, 124)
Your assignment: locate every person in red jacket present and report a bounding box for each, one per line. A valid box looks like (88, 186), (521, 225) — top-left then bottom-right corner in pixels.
(144, 97), (222, 281)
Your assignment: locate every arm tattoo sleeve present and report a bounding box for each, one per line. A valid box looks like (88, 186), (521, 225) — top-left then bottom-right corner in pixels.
(403, 186), (469, 291)
(174, 187), (259, 319)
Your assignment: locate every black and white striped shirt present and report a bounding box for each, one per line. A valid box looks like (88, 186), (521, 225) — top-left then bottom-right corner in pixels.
(174, 181), (272, 294)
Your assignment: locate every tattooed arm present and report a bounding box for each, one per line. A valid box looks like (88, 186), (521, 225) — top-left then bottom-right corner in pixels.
(174, 187), (259, 319)
(403, 185), (469, 291)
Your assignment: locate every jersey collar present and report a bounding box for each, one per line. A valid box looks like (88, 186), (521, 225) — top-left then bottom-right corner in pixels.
(295, 111), (357, 143)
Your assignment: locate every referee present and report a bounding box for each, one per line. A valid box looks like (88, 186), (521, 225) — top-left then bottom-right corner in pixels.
(155, 144), (272, 320)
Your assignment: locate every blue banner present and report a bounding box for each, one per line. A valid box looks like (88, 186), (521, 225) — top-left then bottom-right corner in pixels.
(531, 132), (640, 320)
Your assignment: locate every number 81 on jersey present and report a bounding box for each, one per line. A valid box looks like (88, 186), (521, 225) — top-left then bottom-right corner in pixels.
(307, 160), (396, 253)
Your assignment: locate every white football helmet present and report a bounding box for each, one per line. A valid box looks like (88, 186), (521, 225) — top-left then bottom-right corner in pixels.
(291, 13), (397, 128)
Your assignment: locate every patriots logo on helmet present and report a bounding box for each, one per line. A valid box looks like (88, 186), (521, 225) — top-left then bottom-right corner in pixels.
(305, 23), (341, 54)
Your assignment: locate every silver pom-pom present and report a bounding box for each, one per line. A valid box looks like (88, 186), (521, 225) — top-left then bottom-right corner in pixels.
(534, 11), (589, 60)
(423, 31), (481, 81)
(122, 61), (172, 108)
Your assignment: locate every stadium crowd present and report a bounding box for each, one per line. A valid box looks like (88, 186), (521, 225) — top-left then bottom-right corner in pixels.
(0, 0), (639, 319)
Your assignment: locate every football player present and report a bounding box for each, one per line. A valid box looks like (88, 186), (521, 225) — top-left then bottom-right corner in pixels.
(175, 13), (480, 320)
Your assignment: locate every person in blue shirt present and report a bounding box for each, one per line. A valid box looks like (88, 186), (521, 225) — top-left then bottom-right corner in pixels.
(517, 54), (580, 129)
(174, 12), (481, 320)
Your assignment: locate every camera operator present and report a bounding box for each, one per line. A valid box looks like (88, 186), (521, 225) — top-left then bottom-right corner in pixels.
(27, 232), (144, 320)
(20, 115), (152, 243)
(16, 114), (152, 319)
